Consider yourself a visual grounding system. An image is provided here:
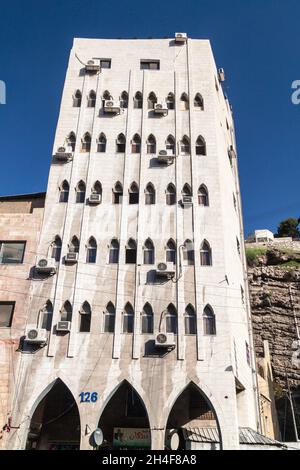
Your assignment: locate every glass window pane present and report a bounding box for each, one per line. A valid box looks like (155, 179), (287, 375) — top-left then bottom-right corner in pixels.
(0, 303), (14, 327)
(104, 314), (115, 333)
(0, 242), (25, 264)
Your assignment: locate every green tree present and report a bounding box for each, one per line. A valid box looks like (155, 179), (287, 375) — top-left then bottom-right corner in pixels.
(277, 218), (300, 238)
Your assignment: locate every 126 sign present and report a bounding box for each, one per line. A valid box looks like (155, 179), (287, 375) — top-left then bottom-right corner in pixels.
(79, 392), (98, 403)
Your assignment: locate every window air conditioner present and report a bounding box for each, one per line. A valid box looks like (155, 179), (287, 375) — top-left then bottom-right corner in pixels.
(155, 333), (176, 349)
(85, 59), (100, 72)
(104, 100), (120, 114)
(157, 149), (175, 163)
(182, 196), (193, 207)
(54, 147), (73, 162)
(35, 257), (56, 275)
(65, 252), (78, 264)
(89, 193), (101, 204)
(153, 103), (168, 115)
(56, 321), (71, 332)
(25, 326), (47, 344)
(156, 262), (175, 278)
(175, 33), (187, 43)
(218, 68), (225, 82)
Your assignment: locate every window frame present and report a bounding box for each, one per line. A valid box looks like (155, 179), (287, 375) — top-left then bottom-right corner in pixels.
(140, 60), (160, 70)
(0, 301), (15, 328)
(100, 59), (111, 69)
(0, 241), (26, 265)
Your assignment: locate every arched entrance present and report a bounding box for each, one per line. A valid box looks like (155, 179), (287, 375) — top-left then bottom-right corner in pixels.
(165, 382), (221, 450)
(98, 381), (151, 450)
(26, 379), (80, 450)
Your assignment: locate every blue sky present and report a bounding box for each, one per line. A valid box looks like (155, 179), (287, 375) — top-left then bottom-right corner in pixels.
(0, 0), (299, 236)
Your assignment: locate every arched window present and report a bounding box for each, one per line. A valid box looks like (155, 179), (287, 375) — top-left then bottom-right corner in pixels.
(196, 136), (206, 156)
(79, 301), (91, 332)
(92, 181), (102, 200)
(126, 239), (137, 264)
(61, 301), (72, 322)
(69, 236), (80, 254)
(131, 134), (141, 153)
(41, 300), (53, 331)
(145, 183), (155, 205)
(182, 183), (192, 197)
(116, 133), (126, 153)
(166, 304), (177, 334)
(76, 181), (86, 203)
(81, 133), (91, 152)
(109, 239), (119, 264)
(166, 183), (176, 206)
(200, 240), (212, 266)
(73, 90), (82, 107)
(147, 134), (156, 154)
(104, 302), (115, 333)
(97, 133), (106, 153)
(166, 92), (175, 110)
(183, 239), (194, 265)
(143, 239), (155, 265)
(123, 302), (134, 333)
(194, 93), (204, 110)
(134, 91), (143, 109)
(87, 90), (96, 108)
(166, 239), (176, 264)
(120, 91), (128, 109)
(129, 182), (139, 204)
(141, 303), (154, 334)
(113, 182), (123, 204)
(86, 237), (97, 263)
(166, 135), (175, 155)
(67, 132), (76, 152)
(198, 185), (209, 206)
(51, 236), (62, 262)
(180, 93), (189, 110)
(181, 136), (190, 154)
(59, 180), (69, 203)
(148, 92), (157, 109)
(103, 90), (112, 101)
(203, 305), (216, 335)
(185, 304), (197, 335)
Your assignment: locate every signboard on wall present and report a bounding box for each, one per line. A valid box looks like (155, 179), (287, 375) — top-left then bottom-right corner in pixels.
(113, 428), (151, 449)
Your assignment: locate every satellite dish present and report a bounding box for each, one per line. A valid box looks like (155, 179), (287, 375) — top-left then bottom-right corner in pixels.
(92, 428), (103, 447)
(170, 432), (180, 450)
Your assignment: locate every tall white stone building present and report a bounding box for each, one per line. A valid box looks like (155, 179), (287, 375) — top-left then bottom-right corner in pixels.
(8, 34), (262, 450)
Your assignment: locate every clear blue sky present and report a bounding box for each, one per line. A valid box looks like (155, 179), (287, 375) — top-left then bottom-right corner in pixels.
(0, 0), (299, 236)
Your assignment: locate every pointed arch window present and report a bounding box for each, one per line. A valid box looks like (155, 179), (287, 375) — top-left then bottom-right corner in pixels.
(145, 183), (155, 205)
(183, 239), (194, 265)
(61, 301), (72, 322)
(203, 305), (216, 335)
(200, 240), (212, 266)
(129, 182), (139, 204)
(116, 133), (126, 153)
(147, 134), (156, 154)
(148, 92), (157, 109)
(166, 135), (175, 155)
(131, 134), (141, 153)
(113, 182), (123, 204)
(120, 91), (128, 109)
(51, 236), (62, 262)
(81, 133), (91, 152)
(86, 237), (97, 263)
(166, 304), (177, 334)
(97, 133), (106, 153)
(109, 239), (119, 264)
(73, 90), (82, 107)
(182, 183), (192, 197)
(104, 302), (115, 333)
(166, 239), (176, 264)
(194, 93), (204, 110)
(198, 185), (209, 206)
(69, 236), (80, 254)
(103, 90), (112, 101)
(134, 91), (143, 109)
(126, 239), (137, 264)
(87, 90), (96, 108)
(123, 302), (134, 333)
(92, 181), (102, 200)
(166, 92), (175, 110)
(166, 183), (176, 206)
(141, 303), (154, 334)
(79, 302), (92, 332)
(181, 136), (190, 154)
(180, 93), (189, 110)
(185, 304), (197, 335)
(59, 180), (69, 203)
(143, 239), (155, 265)
(76, 181), (86, 203)
(41, 300), (53, 331)
(67, 132), (76, 152)
(196, 136), (206, 156)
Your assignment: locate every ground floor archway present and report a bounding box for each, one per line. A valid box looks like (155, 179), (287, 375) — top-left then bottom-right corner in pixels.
(26, 379), (81, 450)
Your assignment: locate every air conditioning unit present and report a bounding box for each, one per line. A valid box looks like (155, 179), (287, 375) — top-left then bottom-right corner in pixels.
(25, 326), (47, 344)
(65, 252), (78, 264)
(156, 262), (175, 278)
(89, 193), (101, 204)
(154, 103), (168, 115)
(56, 321), (71, 332)
(228, 145), (236, 161)
(175, 32), (187, 43)
(35, 257), (56, 275)
(104, 100), (120, 114)
(182, 196), (193, 207)
(155, 333), (176, 349)
(85, 59), (100, 72)
(218, 68), (226, 82)
(157, 149), (175, 163)
(54, 147), (73, 162)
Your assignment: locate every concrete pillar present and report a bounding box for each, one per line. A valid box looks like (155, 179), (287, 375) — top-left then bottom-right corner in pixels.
(151, 428), (165, 450)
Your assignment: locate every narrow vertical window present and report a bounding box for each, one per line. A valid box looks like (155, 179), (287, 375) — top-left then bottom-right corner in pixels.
(67, 132), (76, 152)
(86, 237), (97, 263)
(59, 180), (69, 203)
(166, 304), (177, 334)
(166, 184), (176, 206)
(87, 90), (96, 108)
(97, 133), (106, 153)
(61, 301), (72, 322)
(200, 240), (212, 266)
(129, 182), (139, 204)
(79, 302), (91, 332)
(109, 239), (119, 264)
(141, 303), (154, 334)
(81, 133), (91, 152)
(123, 303), (134, 333)
(116, 133), (126, 153)
(181, 136), (190, 154)
(120, 91), (128, 109)
(183, 239), (194, 265)
(196, 136), (206, 156)
(51, 236), (62, 262)
(69, 236), (80, 254)
(166, 92), (175, 110)
(104, 302), (115, 333)
(180, 93), (189, 110)
(147, 134), (156, 154)
(145, 183), (155, 205)
(41, 300), (53, 331)
(166, 239), (176, 264)
(203, 305), (216, 335)
(125, 239), (137, 264)
(148, 92), (157, 109)
(76, 181), (86, 203)
(73, 90), (82, 107)
(184, 304), (197, 335)
(113, 182), (123, 204)
(198, 185), (209, 206)
(194, 93), (204, 110)
(92, 181), (102, 201)
(143, 239), (155, 265)
(131, 134), (141, 153)
(166, 135), (175, 155)
(134, 92), (143, 109)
